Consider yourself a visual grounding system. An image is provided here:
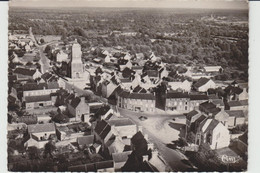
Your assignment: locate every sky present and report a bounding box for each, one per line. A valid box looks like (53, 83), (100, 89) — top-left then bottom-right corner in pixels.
(9, 0), (248, 9)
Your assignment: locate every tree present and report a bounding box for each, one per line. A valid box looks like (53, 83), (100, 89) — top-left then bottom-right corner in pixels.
(44, 141), (56, 158)
(28, 146), (40, 160)
(44, 45), (51, 53)
(40, 38), (45, 44)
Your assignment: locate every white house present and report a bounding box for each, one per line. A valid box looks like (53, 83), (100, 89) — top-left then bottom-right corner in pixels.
(194, 78), (216, 92)
(196, 118), (230, 150)
(24, 123), (56, 149)
(168, 79), (192, 92)
(56, 50), (69, 62)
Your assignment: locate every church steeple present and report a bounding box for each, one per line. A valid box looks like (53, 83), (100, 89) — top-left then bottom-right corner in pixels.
(71, 40), (84, 79)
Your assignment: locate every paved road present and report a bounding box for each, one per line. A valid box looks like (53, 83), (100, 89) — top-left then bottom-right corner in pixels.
(39, 46), (51, 73)
(118, 108), (194, 171)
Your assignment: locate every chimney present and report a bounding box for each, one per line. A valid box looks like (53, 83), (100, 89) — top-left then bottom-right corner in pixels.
(148, 143), (154, 150)
(208, 113), (213, 117)
(74, 92), (78, 97)
(80, 96), (85, 103)
(142, 155), (149, 162)
(138, 126), (143, 133)
(209, 99), (212, 103)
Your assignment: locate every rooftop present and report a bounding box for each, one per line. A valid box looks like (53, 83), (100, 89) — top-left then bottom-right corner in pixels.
(24, 94), (51, 103)
(108, 118), (135, 127)
(28, 123), (55, 134)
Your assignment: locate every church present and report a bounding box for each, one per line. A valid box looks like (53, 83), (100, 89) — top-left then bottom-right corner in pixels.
(71, 39), (84, 79)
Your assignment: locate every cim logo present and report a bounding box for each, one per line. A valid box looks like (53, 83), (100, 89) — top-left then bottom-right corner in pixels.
(220, 155), (240, 164)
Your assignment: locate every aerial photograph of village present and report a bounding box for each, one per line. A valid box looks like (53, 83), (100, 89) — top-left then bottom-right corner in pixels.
(7, 0), (248, 172)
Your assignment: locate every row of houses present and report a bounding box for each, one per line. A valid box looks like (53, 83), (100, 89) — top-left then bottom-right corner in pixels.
(23, 106), (167, 171)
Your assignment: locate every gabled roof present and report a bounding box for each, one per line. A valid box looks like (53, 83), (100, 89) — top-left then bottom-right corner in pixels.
(95, 160), (114, 170)
(211, 99), (225, 107)
(128, 93), (155, 100)
(24, 95), (51, 103)
(94, 120), (111, 140)
(166, 91), (189, 99)
(22, 82), (47, 91)
(47, 82), (59, 89)
(28, 123), (55, 134)
(146, 70), (158, 77)
(200, 101), (216, 110)
(120, 78), (132, 83)
(194, 77), (211, 88)
(8, 75), (17, 82)
(225, 85), (243, 95)
(200, 118), (220, 133)
(41, 72), (52, 81)
(108, 118), (135, 127)
(112, 151), (132, 163)
(13, 67), (36, 76)
(132, 66), (143, 70)
(226, 110), (245, 118)
(186, 110), (199, 121)
(131, 131), (147, 151)
(238, 131), (248, 145)
(69, 97), (81, 109)
(189, 94), (209, 100)
(240, 100), (248, 106)
(77, 135), (94, 146)
(228, 100), (242, 107)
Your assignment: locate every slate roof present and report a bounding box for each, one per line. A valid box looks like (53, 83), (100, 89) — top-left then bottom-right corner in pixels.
(69, 97), (81, 109)
(77, 135), (94, 146)
(68, 163), (95, 172)
(131, 131), (148, 151)
(95, 120), (111, 140)
(22, 82), (59, 91)
(108, 118), (135, 127)
(8, 75), (17, 82)
(22, 82), (47, 91)
(13, 67), (36, 76)
(24, 95), (51, 103)
(189, 94), (209, 100)
(28, 123), (55, 134)
(128, 93), (155, 100)
(132, 66), (143, 70)
(238, 131), (248, 145)
(96, 160), (114, 170)
(112, 151), (132, 163)
(200, 101), (217, 110)
(225, 85), (243, 95)
(194, 77), (211, 88)
(47, 82), (59, 89)
(211, 99), (224, 107)
(41, 72), (52, 81)
(147, 70), (159, 77)
(240, 100), (248, 106)
(166, 91), (189, 98)
(201, 118), (220, 133)
(226, 110), (245, 118)
(120, 78), (132, 83)
(228, 100), (242, 107)
(186, 110), (199, 121)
